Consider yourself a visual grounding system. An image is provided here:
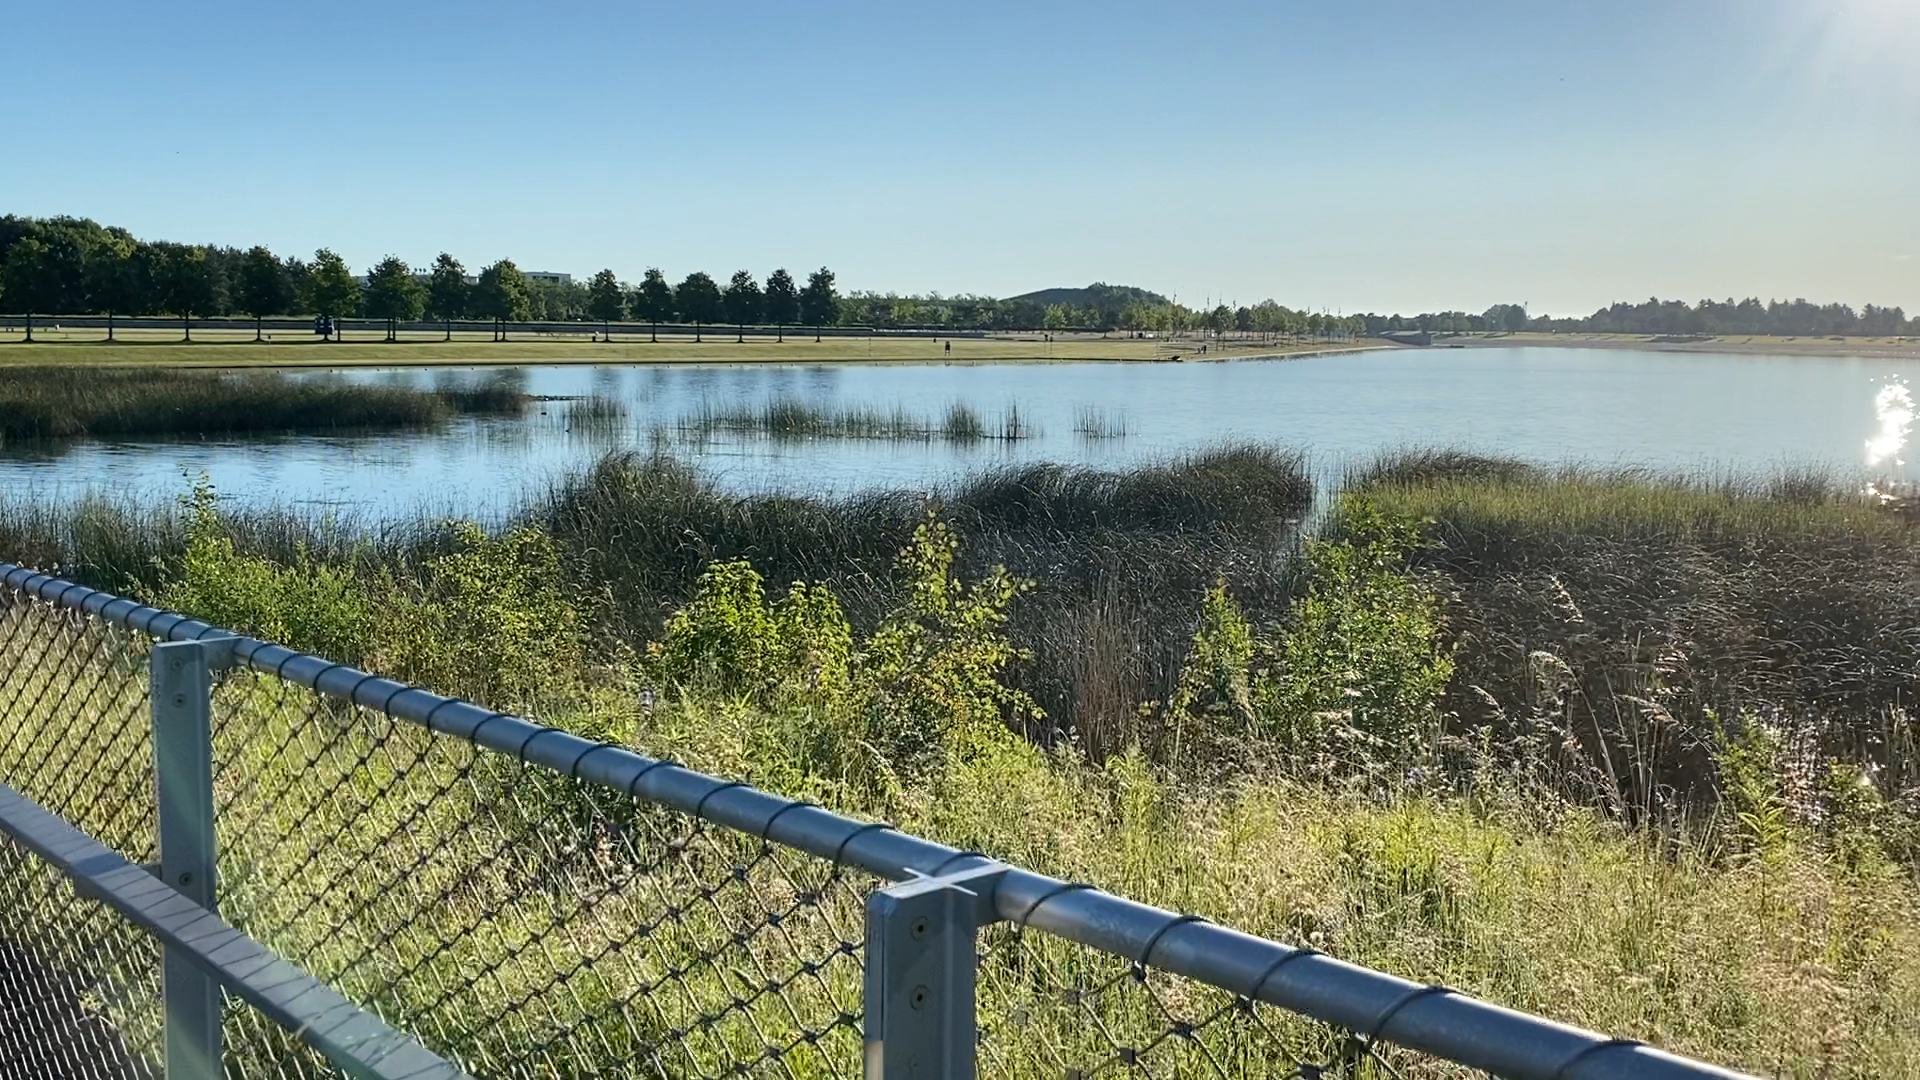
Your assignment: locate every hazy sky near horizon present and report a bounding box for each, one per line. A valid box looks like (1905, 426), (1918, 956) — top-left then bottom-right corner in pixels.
(3, 0), (1916, 317)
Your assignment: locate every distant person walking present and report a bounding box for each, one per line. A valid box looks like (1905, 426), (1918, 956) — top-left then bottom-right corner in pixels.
(944, 340), (951, 356)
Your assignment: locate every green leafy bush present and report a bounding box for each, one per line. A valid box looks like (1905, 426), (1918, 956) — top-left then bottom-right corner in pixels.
(152, 483), (370, 662)
(855, 516), (1040, 770)
(1167, 580), (1257, 757)
(648, 559), (851, 700)
(375, 521), (581, 710)
(1255, 496), (1454, 774)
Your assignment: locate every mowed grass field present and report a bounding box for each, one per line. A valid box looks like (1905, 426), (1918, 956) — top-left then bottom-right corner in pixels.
(0, 325), (1379, 367)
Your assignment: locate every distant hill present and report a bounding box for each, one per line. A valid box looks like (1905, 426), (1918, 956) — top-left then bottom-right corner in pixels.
(1003, 283), (1170, 310)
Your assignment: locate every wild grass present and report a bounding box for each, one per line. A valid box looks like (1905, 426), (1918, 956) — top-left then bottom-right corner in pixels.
(564, 394), (628, 435)
(0, 445), (1312, 758)
(0, 366), (526, 442)
(675, 396), (1036, 442)
(1073, 404), (1129, 439)
(541, 445), (1308, 754)
(2, 449), (1920, 1076)
(0, 601), (1912, 1079)
(1353, 449), (1920, 829)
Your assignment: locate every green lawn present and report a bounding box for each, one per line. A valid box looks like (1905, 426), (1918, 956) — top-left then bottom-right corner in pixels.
(0, 327), (1378, 368)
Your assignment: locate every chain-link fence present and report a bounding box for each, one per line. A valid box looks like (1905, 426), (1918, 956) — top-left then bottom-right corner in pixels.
(0, 562), (1753, 1080)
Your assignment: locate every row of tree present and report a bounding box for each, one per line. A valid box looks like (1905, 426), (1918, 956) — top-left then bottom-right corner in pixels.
(350, 257), (843, 331)
(1364, 298), (1916, 337)
(832, 291), (1368, 338)
(0, 215), (1362, 337)
(10, 215), (1908, 339)
(0, 216), (844, 331)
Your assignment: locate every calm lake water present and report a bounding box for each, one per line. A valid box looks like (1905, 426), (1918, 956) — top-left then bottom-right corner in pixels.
(3, 347), (1915, 515)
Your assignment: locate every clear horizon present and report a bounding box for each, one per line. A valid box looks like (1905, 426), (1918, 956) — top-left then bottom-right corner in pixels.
(2, 0), (1915, 319)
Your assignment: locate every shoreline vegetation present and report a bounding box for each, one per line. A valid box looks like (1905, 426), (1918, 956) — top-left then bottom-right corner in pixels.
(5, 326), (1917, 369)
(0, 447), (1916, 1075)
(1443, 330), (1920, 359)
(0, 366), (527, 441)
(0, 329), (1383, 367)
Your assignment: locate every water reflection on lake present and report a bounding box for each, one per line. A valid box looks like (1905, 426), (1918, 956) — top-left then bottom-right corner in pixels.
(2, 347), (1914, 516)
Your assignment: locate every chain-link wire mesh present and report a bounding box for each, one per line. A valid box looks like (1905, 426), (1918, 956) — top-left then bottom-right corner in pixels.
(0, 584), (157, 864)
(976, 922), (1491, 1080)
(0, 567), (1740, 1080)
(0, 834), (162, 1079)
(0, 582), (455, 1079)
(209, 670), (871, 1078)
(0, 582), (164, 1077)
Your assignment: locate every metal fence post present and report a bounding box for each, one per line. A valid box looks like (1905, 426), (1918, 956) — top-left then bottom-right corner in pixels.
(152, 639), (224, 1080)
(864, 864), (1007, 1080)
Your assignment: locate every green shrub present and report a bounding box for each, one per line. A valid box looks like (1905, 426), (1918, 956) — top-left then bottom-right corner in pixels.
(648, 559), (851, 700)
(1713, 715), (1795, 865)
(152, 483), (370, 662)
(1253, 496), (1453, 775)
(1168, 580), (1257, 757)
(855, 516), (1040, 770)
(374, 521), (581, 710)
(640, 515), (1037, 785)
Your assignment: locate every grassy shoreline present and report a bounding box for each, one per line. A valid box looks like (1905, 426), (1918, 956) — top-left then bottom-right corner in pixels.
(0, 366), (527, 441)
(0, 334), (1385, 368)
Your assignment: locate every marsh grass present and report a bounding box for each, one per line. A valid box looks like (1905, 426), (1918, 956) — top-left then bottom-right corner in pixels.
(1073, 404), (1129, 439)
(2, 451), (1919, 1076)
(676, 396), (1036, 443)
(0, 602), (1912, 1078)
(0, 366), (527, 442)
(1353, 450), (1920, 825)
(542, 445), (1311, 755)
(559, 394), (630, 439)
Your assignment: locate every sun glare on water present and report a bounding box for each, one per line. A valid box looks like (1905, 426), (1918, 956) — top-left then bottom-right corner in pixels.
(1865, 377), (1913, 470)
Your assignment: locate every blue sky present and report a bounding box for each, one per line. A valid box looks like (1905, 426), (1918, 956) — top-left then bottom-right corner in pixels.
(3, 0), (1915, 316)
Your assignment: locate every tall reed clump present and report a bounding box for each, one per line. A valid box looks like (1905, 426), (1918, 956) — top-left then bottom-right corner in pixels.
(566, 394), (628, 430)
(540, 444), (1314, 755)
(1073, 405), (1128, 439)
(0, 366), (526, 442)
(675, 396), (1035, 442)
(1352, 449), (1920, 838)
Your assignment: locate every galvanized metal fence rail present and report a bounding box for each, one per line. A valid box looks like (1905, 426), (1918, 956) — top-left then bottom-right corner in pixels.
(0, 562), (1756, 1080)
(0, 576), (470, 1079)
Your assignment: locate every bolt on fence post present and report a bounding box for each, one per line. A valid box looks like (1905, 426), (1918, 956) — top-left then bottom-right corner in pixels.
(864, 865), (1006, 1080)
(152, 639), (223, 1080)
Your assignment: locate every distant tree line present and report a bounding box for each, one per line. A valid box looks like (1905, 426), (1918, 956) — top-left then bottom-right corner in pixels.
(835, 289), (1367, 339)
(0, 216), (842, 338)
(0, 215), (1361, 339)
(14, 215), (1900, 341)
(1362, 298), (1916, 338)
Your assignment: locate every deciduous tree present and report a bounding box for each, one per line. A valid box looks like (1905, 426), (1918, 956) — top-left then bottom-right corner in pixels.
(305, 248), (362, 325)
(676, 271), (722, 341)
(632, 268), (674, 341)
(84, 234), (147, 338)
(154, 245), (223, 340)
(237, 246), (294, 340)
(475, 259), (533, 323)
(799, 266), (838, 341)
(586, 268), (626, 328)
(426, 253), (469, 323)
(722, 269), (763, 341)
(364, 255), (425, 324)
(0, 238), (84, 315)
(762, 268), (799, 341)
